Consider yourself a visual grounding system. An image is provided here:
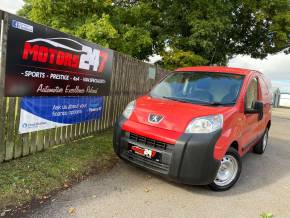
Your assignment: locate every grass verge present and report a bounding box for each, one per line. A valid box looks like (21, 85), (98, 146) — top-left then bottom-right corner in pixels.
(0, 130), (116, 211)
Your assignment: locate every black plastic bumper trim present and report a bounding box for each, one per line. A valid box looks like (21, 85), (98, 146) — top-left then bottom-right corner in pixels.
(113, 116), (221, 185)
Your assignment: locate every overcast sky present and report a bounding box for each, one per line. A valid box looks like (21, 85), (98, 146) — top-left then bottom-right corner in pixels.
(1, 0), (289, 92)
(229, 53), (290, 92)
(0, 0), (24, 14)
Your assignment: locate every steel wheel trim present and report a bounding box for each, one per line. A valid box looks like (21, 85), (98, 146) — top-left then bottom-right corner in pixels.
(214, 155), (238, 187)
(262, 130), (268, 151)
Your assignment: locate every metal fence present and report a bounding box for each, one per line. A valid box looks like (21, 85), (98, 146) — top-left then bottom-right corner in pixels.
(0, 11), (168, 162)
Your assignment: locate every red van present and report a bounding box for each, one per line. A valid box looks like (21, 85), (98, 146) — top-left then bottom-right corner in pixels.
(113, 66), (272, 191)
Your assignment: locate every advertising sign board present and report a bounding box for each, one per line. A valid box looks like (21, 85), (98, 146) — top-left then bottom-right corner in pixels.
(19, 96), (103, 134)
(5, 14), (113, 96)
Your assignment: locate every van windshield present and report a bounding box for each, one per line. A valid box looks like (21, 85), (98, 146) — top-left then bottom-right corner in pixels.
(150, 72), (245, 106)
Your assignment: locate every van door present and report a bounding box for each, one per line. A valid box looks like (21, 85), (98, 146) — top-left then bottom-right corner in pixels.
(241, 77), (260, 150)
(259, 76), (271, 129)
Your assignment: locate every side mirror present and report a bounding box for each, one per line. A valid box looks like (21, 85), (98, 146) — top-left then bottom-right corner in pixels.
(245, 101), (264, 120)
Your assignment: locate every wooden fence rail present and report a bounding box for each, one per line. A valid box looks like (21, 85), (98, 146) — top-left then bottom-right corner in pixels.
(0, 20), (168, 163)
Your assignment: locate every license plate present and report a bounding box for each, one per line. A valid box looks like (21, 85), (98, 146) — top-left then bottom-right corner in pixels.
(130, 145), (159, 160)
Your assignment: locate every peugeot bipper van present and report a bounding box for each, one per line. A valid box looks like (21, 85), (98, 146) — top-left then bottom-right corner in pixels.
(113, 66), (272, 191)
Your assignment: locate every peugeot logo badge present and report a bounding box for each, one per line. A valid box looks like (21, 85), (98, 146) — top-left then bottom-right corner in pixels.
(148, 114), (164, 124)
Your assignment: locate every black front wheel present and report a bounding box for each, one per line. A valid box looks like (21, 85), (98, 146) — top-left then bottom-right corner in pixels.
(208, 148), (242, 191)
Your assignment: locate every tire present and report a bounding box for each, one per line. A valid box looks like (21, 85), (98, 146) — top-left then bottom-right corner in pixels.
(208, 147), (242, 191)
(253, 128), (269, 154)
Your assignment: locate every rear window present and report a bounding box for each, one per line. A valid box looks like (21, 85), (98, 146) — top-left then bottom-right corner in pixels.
(150, 71), (245, 106)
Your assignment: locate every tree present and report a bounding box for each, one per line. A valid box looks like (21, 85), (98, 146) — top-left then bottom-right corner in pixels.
(162, 50), (208, 70)
(134, 0), (290, 68)
(18, 0), (155, 59)
(18, 0), (290, 69)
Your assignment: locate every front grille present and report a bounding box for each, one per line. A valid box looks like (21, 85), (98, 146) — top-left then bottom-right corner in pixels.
(127, 151), (169, 173)
(129, 133), (173, 150)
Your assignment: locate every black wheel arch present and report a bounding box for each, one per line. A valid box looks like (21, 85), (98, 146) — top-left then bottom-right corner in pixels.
(230, 141), (239, 152)
(267, 120), (271, 130)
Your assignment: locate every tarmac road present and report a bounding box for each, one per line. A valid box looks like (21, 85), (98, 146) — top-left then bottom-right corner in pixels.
(28, 109), (290, 218)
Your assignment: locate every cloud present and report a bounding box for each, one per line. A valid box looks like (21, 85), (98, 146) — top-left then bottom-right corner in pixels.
(149, 54), (162, 63)
(0, 0), (24, 14)
(228, 53), (290, 82)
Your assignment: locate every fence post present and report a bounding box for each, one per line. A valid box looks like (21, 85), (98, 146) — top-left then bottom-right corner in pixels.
(0, 11), (8, 162)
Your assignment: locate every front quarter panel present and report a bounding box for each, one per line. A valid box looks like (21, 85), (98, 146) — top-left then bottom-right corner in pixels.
(213, 107), (244, 160)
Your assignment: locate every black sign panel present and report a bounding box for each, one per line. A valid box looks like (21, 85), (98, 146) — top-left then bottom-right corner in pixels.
(5, 13), (113, 96)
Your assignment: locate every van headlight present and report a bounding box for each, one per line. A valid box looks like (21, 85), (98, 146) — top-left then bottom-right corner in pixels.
(122, 100), (136, 119)
(185, 114), (223, 134)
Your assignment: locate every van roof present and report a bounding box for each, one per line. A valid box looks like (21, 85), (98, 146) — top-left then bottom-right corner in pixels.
(175, 66), (261, 76)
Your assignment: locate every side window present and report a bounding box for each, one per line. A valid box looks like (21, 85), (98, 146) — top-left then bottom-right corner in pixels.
(260, 78), (269, 95)
(245, 78), (258, 110)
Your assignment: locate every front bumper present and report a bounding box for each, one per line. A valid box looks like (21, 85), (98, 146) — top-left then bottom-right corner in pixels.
(113, 116), (221, 185)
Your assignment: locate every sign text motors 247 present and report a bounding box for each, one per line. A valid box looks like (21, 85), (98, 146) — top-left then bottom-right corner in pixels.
(5, 14), (113, 97)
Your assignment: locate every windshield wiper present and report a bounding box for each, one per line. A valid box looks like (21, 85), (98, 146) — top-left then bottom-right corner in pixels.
(162, 96), (194, 104)
(203, 102), (236, 106)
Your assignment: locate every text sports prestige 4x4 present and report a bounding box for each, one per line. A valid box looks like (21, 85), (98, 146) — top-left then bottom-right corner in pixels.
(113, 66), (272, 191)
